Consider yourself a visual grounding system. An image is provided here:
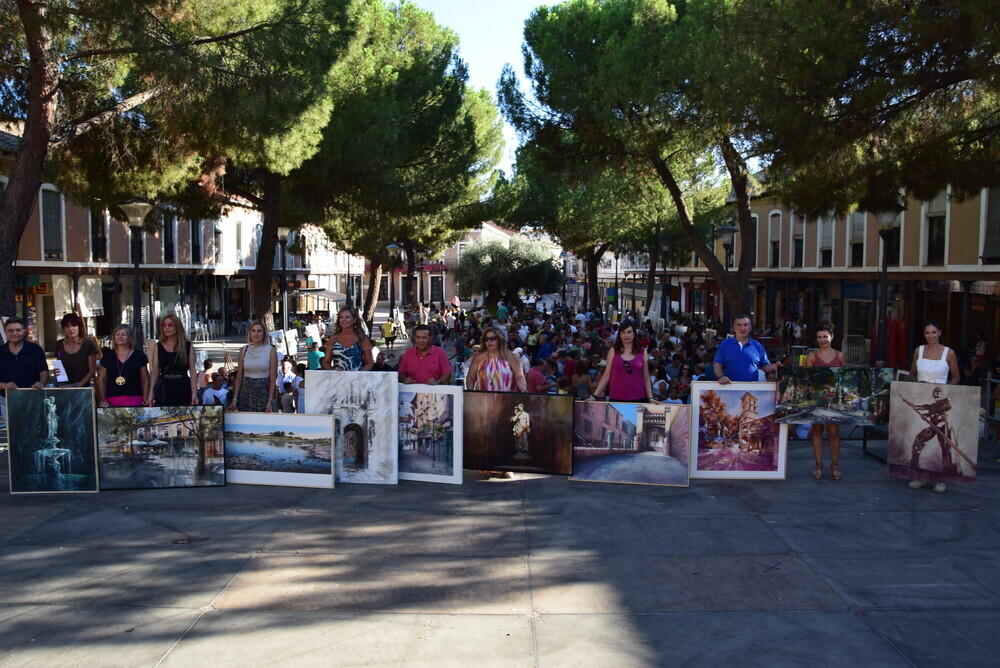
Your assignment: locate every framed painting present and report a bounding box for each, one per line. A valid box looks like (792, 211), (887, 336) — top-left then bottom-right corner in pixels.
(398, 384), (463, 485)
(887, 381), (980, 485)
(305, 370), (398, 484)
(690, 381), (788, 480)
(7, 388), (98, 493)
(776, 367), (893, 425)
(463, 391), (573, 474)
(97, 406), (225, 490)
(224, 412), (334, 488)
(570, 401), (690, 487)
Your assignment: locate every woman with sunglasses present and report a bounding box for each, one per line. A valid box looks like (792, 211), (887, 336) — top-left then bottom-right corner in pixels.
(588, 321), (656, 403)
(674, 363), (694, 403)
(465, 327), (527, 392)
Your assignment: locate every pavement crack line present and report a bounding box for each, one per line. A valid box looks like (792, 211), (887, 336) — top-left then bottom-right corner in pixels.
(522, 480), (541, 668)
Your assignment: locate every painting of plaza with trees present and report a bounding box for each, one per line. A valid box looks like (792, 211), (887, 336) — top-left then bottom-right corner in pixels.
(776, 367), (893, 426)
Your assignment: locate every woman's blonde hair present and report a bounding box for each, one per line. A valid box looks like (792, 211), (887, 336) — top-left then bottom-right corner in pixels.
(158, 314), (189, 365)
(479, 326), (507, 349)
(112, 324), (136, 351)
(334, 306), (368, 341)
(246, 319), (269, 345)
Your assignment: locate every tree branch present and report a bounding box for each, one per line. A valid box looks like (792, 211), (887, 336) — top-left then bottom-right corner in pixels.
(49, 86), (163, 148)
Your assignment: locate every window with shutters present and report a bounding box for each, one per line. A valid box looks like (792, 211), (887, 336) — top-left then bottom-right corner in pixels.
(981, 188), (1000, 264)
(793, 239), (803, 267)
(925, 191), (946, 265)
(191, 219), (203, 264)
(89, 207), (108, 262)
(819, 215), (834, 267)
(769, 212), (781, 267)
(41, 188), (64, 260)
(850, 211), (866, 267)
(162, 211), (176, 264)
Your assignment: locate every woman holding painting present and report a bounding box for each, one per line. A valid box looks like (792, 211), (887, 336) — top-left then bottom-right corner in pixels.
(588, 321), (656, 403)
(802, 322), (845, 480)
(97, 324), (149, 408)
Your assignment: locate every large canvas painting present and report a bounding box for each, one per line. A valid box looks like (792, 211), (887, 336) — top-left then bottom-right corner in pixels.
(776, 367), (893, 425)
(690, 381), (788, 479)
(97, 406), (225, 490)
(887, 381), (980, 485)
(398, 384), (463, 485)
(7, 388), (98, 493)
(571, 402), (690, 487)
(305, 370), (398, 484)
(463, 391), (574, 474)
(224, 413), (334, 488)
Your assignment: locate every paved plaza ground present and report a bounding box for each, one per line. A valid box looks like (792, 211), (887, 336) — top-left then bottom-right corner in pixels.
(1, 432), (999, 666)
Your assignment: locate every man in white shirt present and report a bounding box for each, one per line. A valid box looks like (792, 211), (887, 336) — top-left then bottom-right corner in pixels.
(201, 375), (229, 406)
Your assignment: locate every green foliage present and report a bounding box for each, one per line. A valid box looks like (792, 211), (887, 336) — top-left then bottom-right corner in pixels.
(452, 236), (562, 305)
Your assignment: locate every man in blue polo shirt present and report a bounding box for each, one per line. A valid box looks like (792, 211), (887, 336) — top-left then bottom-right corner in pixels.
(713, 314), (780, 384)
(0, 318), (49, 390)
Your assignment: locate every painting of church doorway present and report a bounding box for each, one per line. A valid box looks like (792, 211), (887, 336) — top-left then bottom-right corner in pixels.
(305, 370), (398, 484)
(690, 381), (788, 479)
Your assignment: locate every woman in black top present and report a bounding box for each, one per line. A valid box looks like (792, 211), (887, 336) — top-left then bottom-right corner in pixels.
(148, 314), (198, 406)
(55, 312), (98, 387)
(97, 324), (149, 407)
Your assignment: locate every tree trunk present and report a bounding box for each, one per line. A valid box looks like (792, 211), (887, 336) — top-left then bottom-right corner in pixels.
(644, 247), (660, 317)
(585, 242), (610, 313)
(0, 2), (60, 316)
(251, 171), (282, 331)
(362, 256), (383, 330)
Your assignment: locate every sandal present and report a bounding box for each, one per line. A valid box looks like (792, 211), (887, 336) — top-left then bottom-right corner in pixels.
(830, 463), (842, 481)
(812, 464), (823, 480)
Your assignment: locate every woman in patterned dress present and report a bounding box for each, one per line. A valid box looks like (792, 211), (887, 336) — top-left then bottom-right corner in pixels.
(321, 307), (374, 372)
(465, 327), (527, 392)
(227, 320), (278, 413)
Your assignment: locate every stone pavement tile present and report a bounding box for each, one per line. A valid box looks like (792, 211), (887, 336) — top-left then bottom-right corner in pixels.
(525, 513), (789, 556)
(529, 554), (846, 614)
(0, 545), (251, 608)
(864, 608), (1000, 667)
(104, 483), (314, 511)
(535, 611), (910, 667)
(761, 508), (1000, 554)
(727, 477), (968, 514)
(295, 477), (526, 516)
(0, 505), (64, 544)
(160, 610), (535, 667)
(803, 550), (1000, 609)
(5, 506), (283, 552)
(522, 477), (748, 516)
(260, 512), (526, 557)
(215, 553), (531, 615)
(0, 603), (199, 667)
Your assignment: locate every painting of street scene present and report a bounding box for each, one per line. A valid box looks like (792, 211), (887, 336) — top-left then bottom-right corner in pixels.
(398, 384), (463, 485)
(97, 406), (224, 490)
(887, 381), (980, 485)
(571, 402), (690, 487)
(7, 388), (97, 493)
(776, 367), (892, 425)
(691, 381), (787, 479)
(225, 413), (333, 488)
(464, 391), (573, 474)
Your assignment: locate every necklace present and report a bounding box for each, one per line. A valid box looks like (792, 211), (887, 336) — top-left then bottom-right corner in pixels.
(115, 349), (133, 386)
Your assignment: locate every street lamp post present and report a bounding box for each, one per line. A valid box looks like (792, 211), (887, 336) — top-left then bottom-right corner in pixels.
(118, 199), (153, 348)
(277, 226), (291, 331)
(613, 248), (621, 320)
(875, 202), (904, 366)
(714, 224), (738, 331)
(342, 240), (353, 310)
(386, 243), (401, 324)
(560, 251), (569, 309)
(659, 233), (674, 327)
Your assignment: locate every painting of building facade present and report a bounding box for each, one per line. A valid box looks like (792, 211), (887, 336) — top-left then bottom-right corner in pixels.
(97, 406), (225, 490)
(690, 381), (787, 479)
(463, 391), (573, 474)
(398, 384), (463, 485)
(225, 413), (334, 488)
(7, 388), (98, 493)
(887, 381), (980, 485)
(571, 402), (690, 486)
(776, 367), (892, 425)
(305, 370), (398, 484)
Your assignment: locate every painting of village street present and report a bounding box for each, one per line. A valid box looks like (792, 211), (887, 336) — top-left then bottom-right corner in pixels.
(776, 367), (893, 425)
(97, 406), (225, 490)
(224, 413), (334, 488)
(691, 381), (787, 479)
(571, 402), (690, 487)
(398, 385), (463, 485)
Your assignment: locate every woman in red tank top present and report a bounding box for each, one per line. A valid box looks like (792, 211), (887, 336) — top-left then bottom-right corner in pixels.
(803, 322), (845, 480)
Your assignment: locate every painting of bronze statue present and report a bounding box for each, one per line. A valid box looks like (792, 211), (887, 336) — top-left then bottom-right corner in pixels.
(463, 391), (573, 474)
(887, 381), (980, 485)
(7, 388), (98, 493)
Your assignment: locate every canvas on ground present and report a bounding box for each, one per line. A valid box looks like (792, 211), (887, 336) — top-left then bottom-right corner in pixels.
(776, 367), (892, 425)
(571, 401), (690, 487)
(305, 370), (398, 484)
(398, 384), (463, 485)
(224, 412), (334, 488)
(887, 381), (980, 485)
(463, 391), (573, 474)
(690, 381), (788, 480)
(7, 388), (97, 493)
(97, 406), (225, 490)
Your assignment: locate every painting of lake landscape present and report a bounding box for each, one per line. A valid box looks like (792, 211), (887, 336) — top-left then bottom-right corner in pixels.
(224, 413), (334, 488)
(776, 367), (893, 425)
(690, 381), (788, 480)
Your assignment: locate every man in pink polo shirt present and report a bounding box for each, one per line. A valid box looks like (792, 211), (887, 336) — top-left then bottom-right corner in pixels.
(399, 324), (452, 385)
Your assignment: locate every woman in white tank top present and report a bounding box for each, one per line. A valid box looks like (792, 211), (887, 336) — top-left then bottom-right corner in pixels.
(906, 320), (960, 493)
